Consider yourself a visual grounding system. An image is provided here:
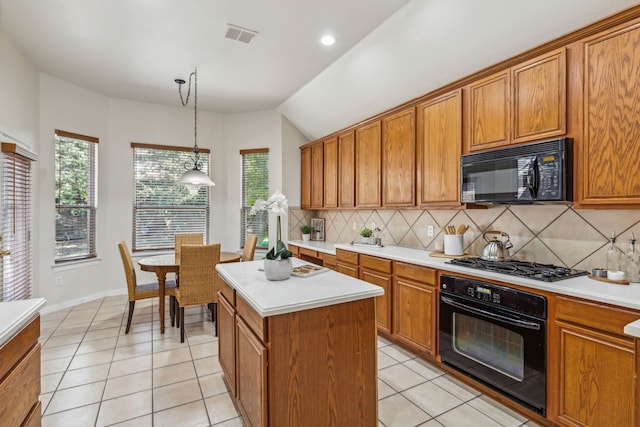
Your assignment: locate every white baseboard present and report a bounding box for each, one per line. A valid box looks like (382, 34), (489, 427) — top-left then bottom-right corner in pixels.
(39, 288), (127, 315)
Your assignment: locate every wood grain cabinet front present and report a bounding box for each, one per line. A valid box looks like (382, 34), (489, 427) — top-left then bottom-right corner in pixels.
(355, 121), (382, 208)
(337, 131), (356, 208)
(382, 107), (415, 207)
(300, 146), (311, 209)
(336, 248), (359, 278)
(359, 254), (393, 334)
(323, 137), (338, 208)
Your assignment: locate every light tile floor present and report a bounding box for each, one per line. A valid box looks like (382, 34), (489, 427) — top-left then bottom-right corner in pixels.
(39, 295), (541, 427)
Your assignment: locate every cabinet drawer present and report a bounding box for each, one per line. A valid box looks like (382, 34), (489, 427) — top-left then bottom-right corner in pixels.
(237, 295), (267, 343)
(299, 247), (318, 258)
(336, 249), (358, 265)
(556, 296), (640, 336)
(395, 262), (436, 285)
(219, 278), (235, 306)
(289, 244), (300, 257)
(0, 316), (39, 381)
(321, 253), (337, 269)
(336, 263), (359, 278)
(360, 254), (392, 274)
(0, 344), (40, 427)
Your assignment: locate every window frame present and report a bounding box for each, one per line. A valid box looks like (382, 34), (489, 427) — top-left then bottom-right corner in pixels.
(54, 130), (98, 263)
(131, 142), (211, 252)
(240, 148), (269, 249)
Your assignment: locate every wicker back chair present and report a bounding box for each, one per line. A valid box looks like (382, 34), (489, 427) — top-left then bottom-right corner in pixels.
(174, 233), (203, 262)
(175, 243), (221, 342)
(117, 241), (176, 334)
(242, 234), (258, 261)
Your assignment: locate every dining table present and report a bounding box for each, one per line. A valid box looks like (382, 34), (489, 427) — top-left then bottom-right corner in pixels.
(138, 251), (242, 333)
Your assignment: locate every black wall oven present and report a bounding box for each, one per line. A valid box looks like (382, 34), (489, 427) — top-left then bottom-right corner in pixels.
(439, 274), (547, 416)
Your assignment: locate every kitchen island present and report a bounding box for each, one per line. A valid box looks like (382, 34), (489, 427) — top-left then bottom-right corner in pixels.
(216, 258), (384, 427)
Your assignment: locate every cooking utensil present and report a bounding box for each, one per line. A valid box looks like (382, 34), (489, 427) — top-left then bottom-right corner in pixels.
(448, 225), (456, 234)
(457, 224), (468, 235)
(480, 230), (513, 261)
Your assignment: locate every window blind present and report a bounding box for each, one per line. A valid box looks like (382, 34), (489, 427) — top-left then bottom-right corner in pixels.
(132, 143), (210, 251)
(240, 148), (269, 249)
(55, 130), (98, 262)
(2, 143), (36, 301)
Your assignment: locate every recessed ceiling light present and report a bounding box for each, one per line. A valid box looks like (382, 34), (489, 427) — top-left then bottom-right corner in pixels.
(320, 34), (336, 46)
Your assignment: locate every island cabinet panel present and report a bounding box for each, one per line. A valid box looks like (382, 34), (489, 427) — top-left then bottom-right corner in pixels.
(467, 70), (511, 152)
(382, 107), (415, 207)
(336, 248), (359, 278)
(549, 296), (639, 427)
(355, 121), (382, 207)
(300, 146), (311, 209)
(236, 317), (268, 427)
(512, 48), (566, 143)
(578, 20), (640, 206)
(323, 137), (338, 208)
(359, 254), (392, 334)
(393, 262), (437, 357)
(0, 315), (41, 427)
(337, 131), (356, 208)
(218, 295), (237, 396)
(311, 142), (324, 209)
(417, 89), (462, 207)
(268, 297), (378, 426)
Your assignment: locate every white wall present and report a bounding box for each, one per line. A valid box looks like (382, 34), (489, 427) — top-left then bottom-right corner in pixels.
(281, 116), (307, 208)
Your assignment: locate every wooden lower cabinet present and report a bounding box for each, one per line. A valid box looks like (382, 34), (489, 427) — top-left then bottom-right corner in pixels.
(550, 296), (638, 427)
(360, 254), (393, 334)
(393, 262), (437, 358)
(218, 279), (379, 426)
(0, 315), (41, 427)
(336, 248), (359, 278)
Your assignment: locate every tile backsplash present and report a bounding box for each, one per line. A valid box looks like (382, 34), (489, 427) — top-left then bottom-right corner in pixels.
(289, 205), (640, 271)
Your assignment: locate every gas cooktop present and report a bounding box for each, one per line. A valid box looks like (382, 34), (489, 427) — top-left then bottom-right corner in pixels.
(446, 257), (589, 282)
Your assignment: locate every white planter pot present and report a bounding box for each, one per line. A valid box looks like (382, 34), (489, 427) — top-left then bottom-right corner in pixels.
(264, 258), (293, 281)
(302, 234), (311, 242)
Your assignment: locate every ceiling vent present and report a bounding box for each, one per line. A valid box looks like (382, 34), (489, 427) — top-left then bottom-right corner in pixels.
(225, 24), (258, 44)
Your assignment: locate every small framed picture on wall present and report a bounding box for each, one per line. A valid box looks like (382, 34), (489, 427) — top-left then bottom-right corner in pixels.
(310, 218), (325, 241)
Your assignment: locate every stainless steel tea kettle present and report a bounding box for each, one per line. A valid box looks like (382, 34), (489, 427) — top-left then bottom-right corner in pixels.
(481, 230), (513, 261)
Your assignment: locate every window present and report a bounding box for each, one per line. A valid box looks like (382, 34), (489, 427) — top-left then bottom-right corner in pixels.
(132, 143), (210, 251)
(2, 142), (36, 301)
(240, 149), (269, 249)
(55, 130), (98, 262)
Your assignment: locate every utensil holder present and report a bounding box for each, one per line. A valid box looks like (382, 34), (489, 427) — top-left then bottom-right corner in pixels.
(444, 235), (464, 256)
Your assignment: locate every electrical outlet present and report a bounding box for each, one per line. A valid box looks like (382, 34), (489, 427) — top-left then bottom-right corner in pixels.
(427, 225), (434, 237)
(55, 276), (62, 287)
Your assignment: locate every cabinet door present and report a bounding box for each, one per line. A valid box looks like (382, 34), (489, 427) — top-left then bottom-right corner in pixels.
(323, 137), (338, 208)
(556, 322), (635, 426)
(394, 277), (436, 356)
(360, 269), (392, 334)
(300, 147), (311, 209)
(217, 295), (237, 396)
(382, 107), (415, 207)
(338, 131), (356, 208)
(417, 90), (462, 206)
(311, 143), (324, 208)
(580, 22), (640, 205)
(236, 316), (268, 427)
(467, 71), (511, 151)
(512, 48), (566, 143)
(355, 121), (381, 207)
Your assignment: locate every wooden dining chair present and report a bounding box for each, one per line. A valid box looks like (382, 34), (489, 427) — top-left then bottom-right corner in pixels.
(242, 234), (258, 261)
(174, 233), (203, 262)
(174, 243), (221, 343)
(117, 241), (177, 334)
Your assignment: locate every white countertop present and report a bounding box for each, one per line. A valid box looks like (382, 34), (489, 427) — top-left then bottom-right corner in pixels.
(216, 258), (384, 317)
(0, 298), (46, 346)
(290, 240), (640, 338)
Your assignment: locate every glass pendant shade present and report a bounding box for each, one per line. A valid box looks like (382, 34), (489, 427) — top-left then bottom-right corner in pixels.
(177, 168), (215, 186)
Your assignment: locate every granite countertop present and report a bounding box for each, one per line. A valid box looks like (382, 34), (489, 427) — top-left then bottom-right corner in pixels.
(289, 240), (640, 338)
(216, 257), (384, 317)
(0, 298), (47, 346)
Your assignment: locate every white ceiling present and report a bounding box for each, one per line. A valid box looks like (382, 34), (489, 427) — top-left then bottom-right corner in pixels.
(0, 0), (409, 113)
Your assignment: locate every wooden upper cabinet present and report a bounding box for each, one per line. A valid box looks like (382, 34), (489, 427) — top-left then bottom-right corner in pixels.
(310, 142), (324, 208)
(417, 89), (462, 207)
(467, 70), (511, 151)
(338, 131), (355, 208)
(355, 121), (382, 208)
(512, 48), (566, 143)
(323, 137), (338, 208)
(300, 146), (311, 209)
(382, 107), (415, 207)
(579, 21), (640, 206)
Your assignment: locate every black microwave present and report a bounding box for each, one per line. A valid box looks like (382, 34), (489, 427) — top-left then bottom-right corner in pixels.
(460, 138), (571, 204)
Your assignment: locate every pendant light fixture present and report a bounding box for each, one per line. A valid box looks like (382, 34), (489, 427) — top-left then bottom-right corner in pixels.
(175, 69), (215, 187)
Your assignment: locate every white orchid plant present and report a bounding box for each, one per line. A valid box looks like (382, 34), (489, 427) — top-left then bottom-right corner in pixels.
(248, 190), (293, 260)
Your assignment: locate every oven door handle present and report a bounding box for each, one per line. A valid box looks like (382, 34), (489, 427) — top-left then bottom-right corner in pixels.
(441, 296), (541, 330)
